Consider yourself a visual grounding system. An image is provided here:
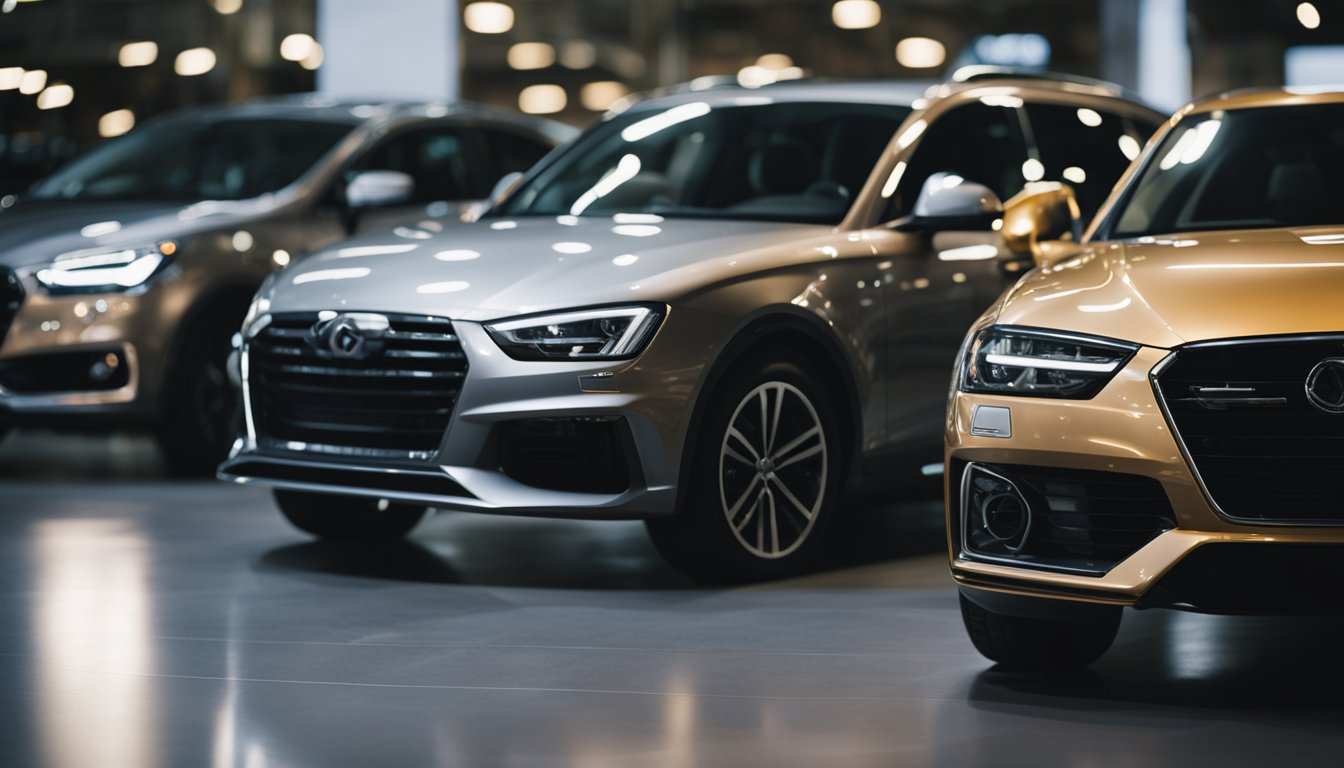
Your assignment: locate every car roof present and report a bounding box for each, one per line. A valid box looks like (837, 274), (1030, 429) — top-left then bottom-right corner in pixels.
(1184, 86), (1344, 115)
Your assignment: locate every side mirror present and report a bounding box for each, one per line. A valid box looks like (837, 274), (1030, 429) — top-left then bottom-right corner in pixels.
(896, 172), (1003, 232)
(488, 171), (524, 205)
(345, 170), (414, 209)
(1001, 182), (1083, 267)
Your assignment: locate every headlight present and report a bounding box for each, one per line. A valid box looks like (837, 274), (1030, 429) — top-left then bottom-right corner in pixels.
(35, 241), (176, 294)
(961, 326), (1137, 398)
(485, 305), (664, 361)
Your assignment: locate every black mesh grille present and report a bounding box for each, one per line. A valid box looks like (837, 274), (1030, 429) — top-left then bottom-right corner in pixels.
(0, 268), (22, 348)
(248, 312), (467, 456)
(1155, 336), (1344, 524)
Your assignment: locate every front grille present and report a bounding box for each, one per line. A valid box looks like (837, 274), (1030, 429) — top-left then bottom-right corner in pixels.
(248, 312), (467, 458)
(958, 461), (1176, 575)
(0, 268), (22, 347)
(1154, 336), (1344, 524)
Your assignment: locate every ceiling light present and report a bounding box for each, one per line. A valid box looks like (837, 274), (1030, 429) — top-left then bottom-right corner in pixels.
(0, 67), (22, 90)
(174, 48), (216, 77)
(896, 37), (946, 68)
(580, 80), (628, 111)
(36, 84), (73, 110)
(1297, 2), (1321, 29)
(464, 2), (514, 34)
(211, 0), (242, 14)
(832, 0), (880, 30)
(756, 53), (793, 69)
(518, 84), (566, 114)
(508, 42), (555, 70)
(118, 41), (158, 67)
(98, 109), (135, 138)
(299, 43), (324, 70)
(279, 33), (316, 62)
(18, 69), (46, 94)
(560, 41), (596, 69)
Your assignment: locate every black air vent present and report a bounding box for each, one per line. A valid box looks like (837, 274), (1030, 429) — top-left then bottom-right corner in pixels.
(0, 269), (23, 347)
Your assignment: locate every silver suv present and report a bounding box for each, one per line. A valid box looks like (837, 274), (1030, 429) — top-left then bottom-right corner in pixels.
(221, 76), (1161, 581)
(0, 96), (573, 473)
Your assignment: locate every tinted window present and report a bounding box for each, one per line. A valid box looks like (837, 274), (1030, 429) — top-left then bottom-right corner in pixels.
(1024, 103), (1157, 219)
(890, 103), (1027, 218)
(496, 101), (909, 224)
(480, 127), (553, 181)
(350, 128), (473, 203)
(1111, 104), (1344, 237)
(31, 119), (354, 202)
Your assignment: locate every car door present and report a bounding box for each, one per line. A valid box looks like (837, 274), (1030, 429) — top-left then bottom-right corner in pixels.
(877, 101), (1031, 467)
(345, 124), (480, 233)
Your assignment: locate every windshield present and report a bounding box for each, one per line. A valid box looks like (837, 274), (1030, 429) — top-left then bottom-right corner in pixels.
(496, 100), (910, 224)
(29, 118), (356, 202)
(1110, 103), (1344, 238)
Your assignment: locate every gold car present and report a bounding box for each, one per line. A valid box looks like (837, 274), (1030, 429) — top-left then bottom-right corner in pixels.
(945, 87), (1344, 669)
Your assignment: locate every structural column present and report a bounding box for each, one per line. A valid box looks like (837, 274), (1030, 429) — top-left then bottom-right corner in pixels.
(316, 0), (459, 101)
(1100, 0), (1191, 111)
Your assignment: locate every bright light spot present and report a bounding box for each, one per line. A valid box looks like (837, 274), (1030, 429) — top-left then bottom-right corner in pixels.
(1063, 166), (1087, 184)
(776, 66), (805, 81)
(434, 249), (481, 261)
(335, 244), (417, 257)
(895, 119), (926, 149)
(1159, 119), (1221, 169)
(938, 244), (999, 261)
(463, 1), (514, 34)
(1076, 107), (1102, 127)
(508, 42), (555, 70)
(552, 241), (593, 254)
(612, 254), (638, 266)
(1118, 134), (1141, 160)
(280, 33), (316, 62)
(36, 84), (73, 110)
(569, 154), (641, 215)
(98, 109), (135, 138)
(580, 80), (628, 111)
(952, 272), (967, 283)
(832, 0), (880, 29)
(490, 220), (518, 230)
(612, 224), (661, 237)
(560, 40), (596, 69)
(737, 65), (776, 88)
(557, 215), (579, 225)
(175, 48), (216, 77)
(416, 281), (471, 294)
(0, 67), (21, 90)
(518, 84), (566, 114)
(300, 43), (324, 70)
(1298, 2), (1321, 29)
(1022, 157), (1045, 181)
(292, 267), (370, 285)
(118, 41), (158, 68)
(80, 221), (122, 237)
(232, 230), (253, 252)
(621, 102), (710, 142)
(613, 213), (663, 224)
(896, 37), (946, 68)
(979, 94), (1024, 108)
(18, 69), (46, 95)
(272, 249), (290, 267)
(756, 53), (794, 69)
(210, 0), (242, 14)
(880, 161), (907, 198)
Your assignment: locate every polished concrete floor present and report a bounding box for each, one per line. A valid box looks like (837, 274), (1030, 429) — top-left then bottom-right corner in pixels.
(2, 429), (1343, 768)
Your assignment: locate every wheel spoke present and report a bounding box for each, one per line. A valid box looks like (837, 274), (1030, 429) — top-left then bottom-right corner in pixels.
(755, 490), (766, 551)
(727, 427), (761, 462)
(758, 387), (771, 457)
(772, 425), (821, 465)
(775, 441), (824, 471)
(769, 474), (815, 523)
(767, 384), (784, 454)
(724, 444), (755, 467)
(725, 473), (761, 526)
(767, 489), (780, 555)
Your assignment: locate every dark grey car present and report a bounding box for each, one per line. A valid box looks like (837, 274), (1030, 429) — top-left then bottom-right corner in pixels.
(0, 96), (574, 473)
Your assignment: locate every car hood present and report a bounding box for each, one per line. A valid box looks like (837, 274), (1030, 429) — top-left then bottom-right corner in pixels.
(997, 227), (1344, 348)
(0, 198), (271, 270)
(263, 216), (831, 323)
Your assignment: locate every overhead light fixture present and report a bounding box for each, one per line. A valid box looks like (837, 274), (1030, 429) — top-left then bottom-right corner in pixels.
(508, 42), (555, 70)
(279, 33), (316, 62)
(118, 41), (158, 68)
(518, 84), (566, 115)
(896, 37), (946, 68)
(18, 68), (46, 95)
(99, 109), (136, 138)
(832, 0), (880, 30)
(299, 43), (324, 70)
(0, 67), (22, 90)
(560, 41), (596, 69)
(463, 2), (513, 34)
(1297, 2), (1321, 29)
(174, 47), (216, 77)
(36, 84), (73, 110)
(755, 53), (793, 69)
(210, 0), (243, 15)
(580, 80), (628, 111)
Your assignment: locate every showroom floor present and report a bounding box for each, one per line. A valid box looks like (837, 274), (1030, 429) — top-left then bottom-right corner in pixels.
(1, 431), (1343, 767)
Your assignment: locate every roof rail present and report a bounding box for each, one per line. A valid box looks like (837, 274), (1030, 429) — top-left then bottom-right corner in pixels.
(950, 65), (1130, 95)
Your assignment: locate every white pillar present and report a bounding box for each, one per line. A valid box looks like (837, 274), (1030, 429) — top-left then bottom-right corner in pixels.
(1137, 0), (1191, 111)
(316, 0), (459, 101)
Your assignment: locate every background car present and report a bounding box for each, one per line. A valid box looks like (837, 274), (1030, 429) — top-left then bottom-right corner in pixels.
(0, 96), (575, 474)
(946, 87), (1344, 669)
(219, 74), (1162, 581)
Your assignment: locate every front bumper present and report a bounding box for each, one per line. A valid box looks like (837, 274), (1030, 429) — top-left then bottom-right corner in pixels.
(946, 345), (1344, 614)
(219, 317), (698, 519)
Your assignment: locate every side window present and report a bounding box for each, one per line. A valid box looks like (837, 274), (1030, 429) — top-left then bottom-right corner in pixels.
(349, 127), (472, 204)
(1023, 103), (1160, 220)
(480, 128), (553, 181)
(890, 103), (1028, 219)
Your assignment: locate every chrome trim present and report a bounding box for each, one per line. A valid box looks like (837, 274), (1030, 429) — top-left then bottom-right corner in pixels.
(1149, 340), (1344, 527)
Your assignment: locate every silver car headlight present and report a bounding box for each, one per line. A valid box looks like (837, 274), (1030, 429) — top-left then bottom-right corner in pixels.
(961, 326), (1137, 399)
(35, 241), (176, 294)
(485, 304), (665, 361)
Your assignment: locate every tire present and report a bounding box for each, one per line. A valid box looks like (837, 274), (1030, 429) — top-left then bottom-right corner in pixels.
(959, 593), (1121, 671)
(273, 489), (429, 541)
(646, 350), (843, 583)
(156, 305), (247, 477)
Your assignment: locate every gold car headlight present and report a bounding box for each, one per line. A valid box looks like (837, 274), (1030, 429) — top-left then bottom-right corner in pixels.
(961, 326), (1137, 399)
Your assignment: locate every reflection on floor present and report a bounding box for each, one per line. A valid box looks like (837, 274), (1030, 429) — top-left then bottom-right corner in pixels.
(1, 428), (1342, 767)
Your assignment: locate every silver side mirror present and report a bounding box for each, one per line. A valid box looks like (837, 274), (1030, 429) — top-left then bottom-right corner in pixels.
(488, 171), (524, 205)
(345, 170), (414, 209)
(913, 172), (1003, 219)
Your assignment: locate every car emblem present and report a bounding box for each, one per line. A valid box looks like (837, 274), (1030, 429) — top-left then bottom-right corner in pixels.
(1304, 358), (1344, 415)
(306, 313), (387, 361)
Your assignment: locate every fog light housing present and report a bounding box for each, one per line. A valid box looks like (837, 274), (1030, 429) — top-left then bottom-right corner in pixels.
(961, 463), (1032, 556)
